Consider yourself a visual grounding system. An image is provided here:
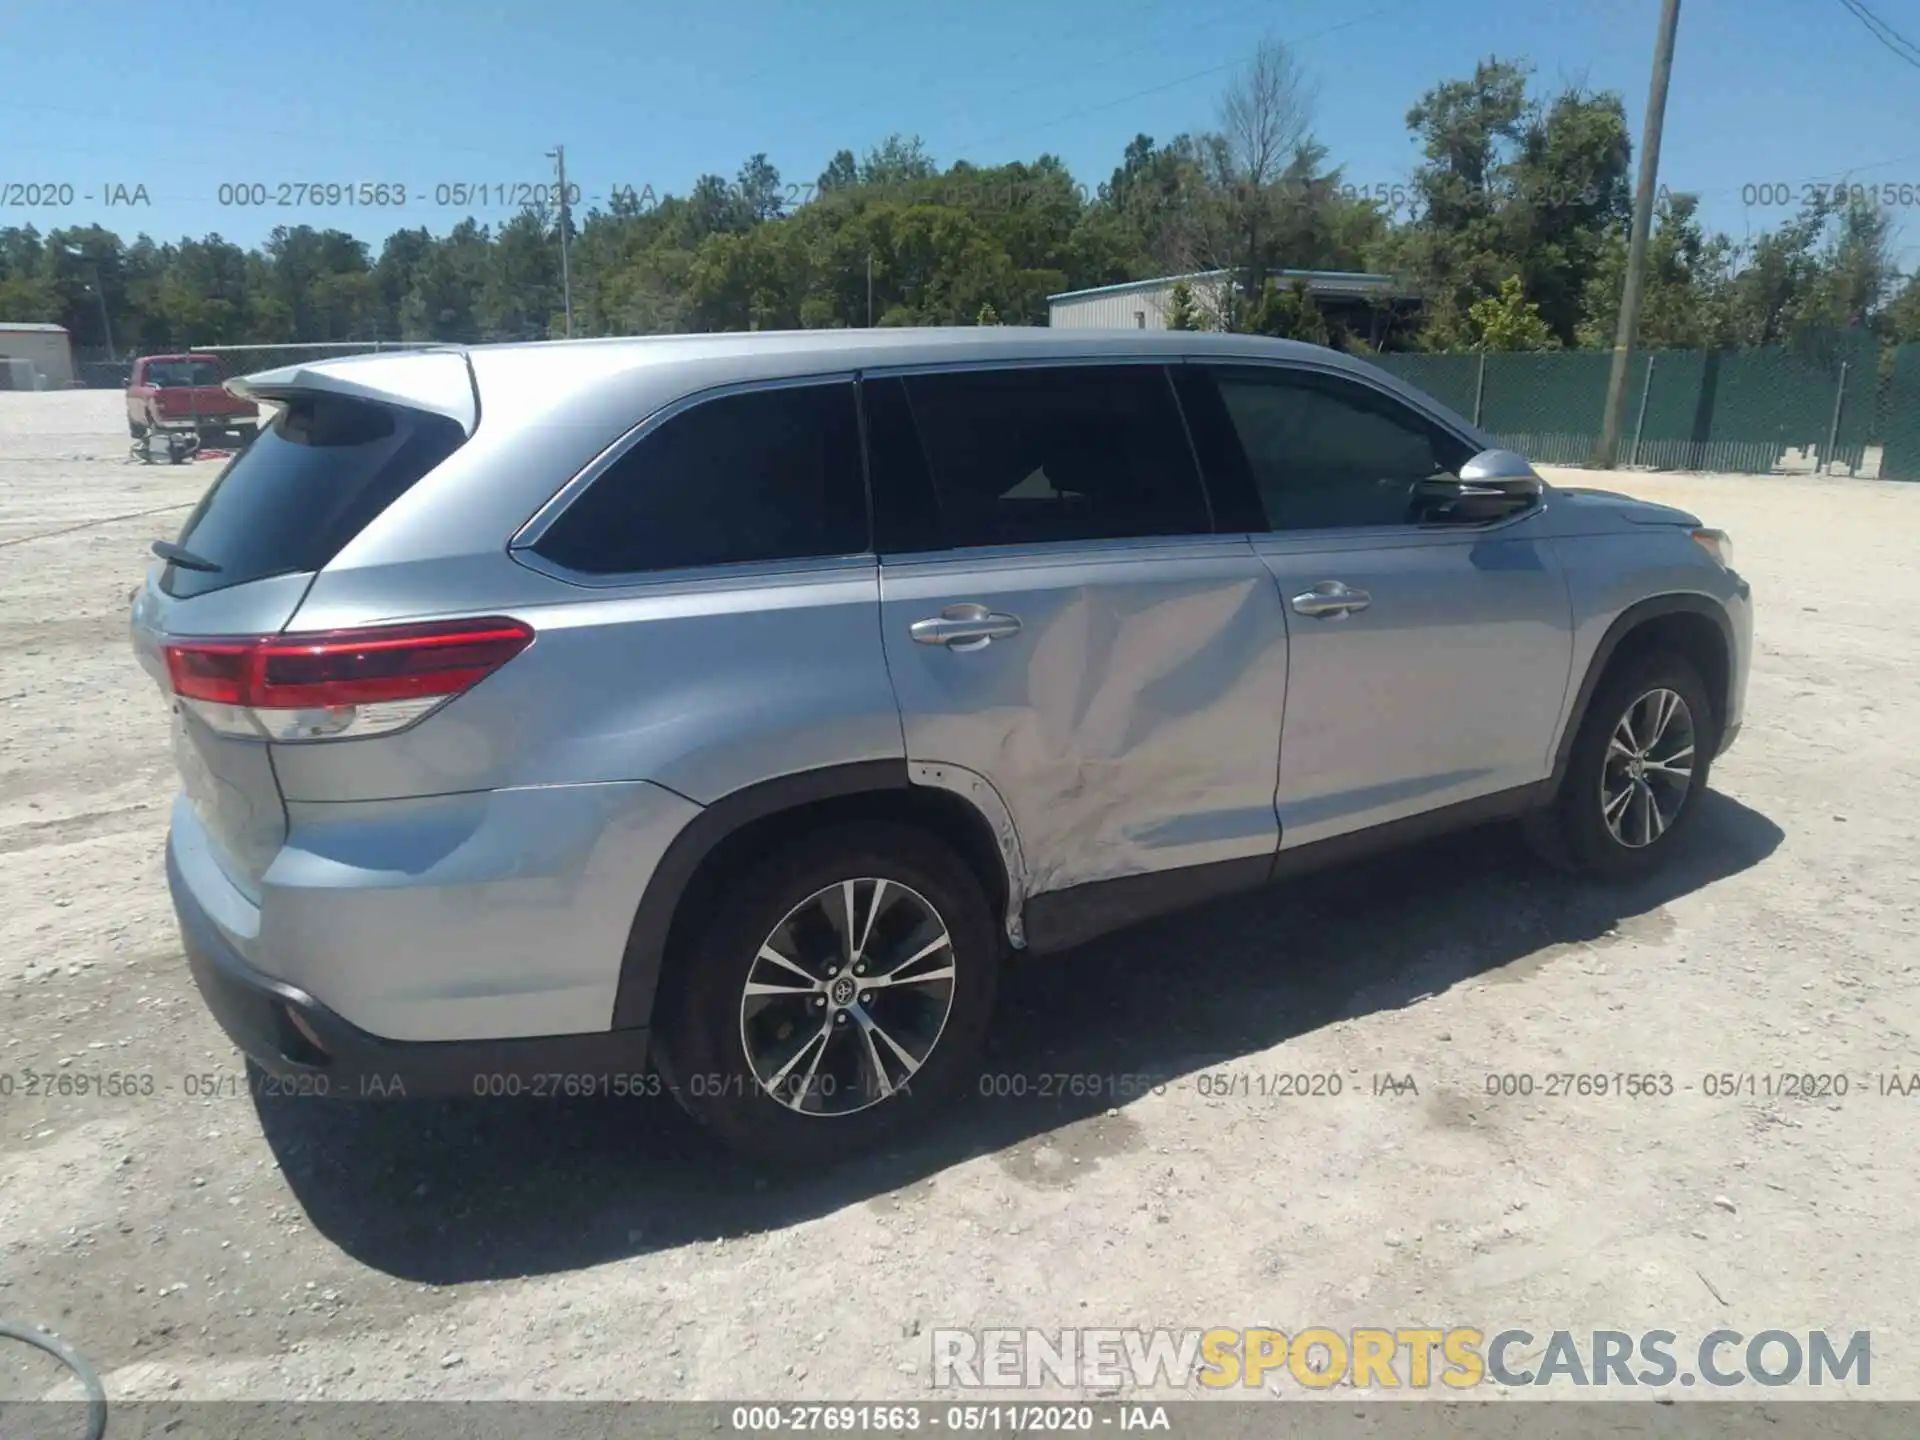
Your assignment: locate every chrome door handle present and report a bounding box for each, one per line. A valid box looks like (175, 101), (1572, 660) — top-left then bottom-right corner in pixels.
(910, 603), (1023, 650)
(1290, 581), (1371, 618)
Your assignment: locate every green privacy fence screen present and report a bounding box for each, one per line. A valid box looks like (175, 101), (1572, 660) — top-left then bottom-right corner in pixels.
(1370, 336), (1920, 480)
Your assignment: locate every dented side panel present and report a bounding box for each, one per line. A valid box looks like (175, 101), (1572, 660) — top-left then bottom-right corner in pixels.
(880, 537), (1289, 899)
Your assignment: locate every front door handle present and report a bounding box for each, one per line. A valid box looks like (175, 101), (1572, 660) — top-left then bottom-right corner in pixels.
(910, 603), (1023, 650)
(1290, 581), (1371, 618)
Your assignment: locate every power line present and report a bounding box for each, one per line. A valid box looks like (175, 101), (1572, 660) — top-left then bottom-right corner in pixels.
(1837, 0), (1920, 68)
(968, 1), (1414, 151)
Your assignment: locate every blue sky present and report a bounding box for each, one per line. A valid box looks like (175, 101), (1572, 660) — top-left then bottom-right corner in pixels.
(7, 0), (1920, 263)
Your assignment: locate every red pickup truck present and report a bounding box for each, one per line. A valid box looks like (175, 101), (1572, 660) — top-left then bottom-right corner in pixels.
(126, 354), (259, 448)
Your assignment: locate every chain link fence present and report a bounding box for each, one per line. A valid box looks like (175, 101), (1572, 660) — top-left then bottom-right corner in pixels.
(1374, 334), (1920, 480)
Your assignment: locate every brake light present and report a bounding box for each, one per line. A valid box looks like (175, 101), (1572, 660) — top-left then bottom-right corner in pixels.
(163, 617), (534, 741)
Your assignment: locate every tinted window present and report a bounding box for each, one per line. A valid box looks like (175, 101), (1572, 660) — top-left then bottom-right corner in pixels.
(1168, 366), (1267, 534)
(164, 395), (466, 599)
(534, 382), (867, 575)
(146, 359), (223, 387)
(902, 365), (1209, 548)
(861, 377), (945, 556)
(1211, 366), (1473, 531)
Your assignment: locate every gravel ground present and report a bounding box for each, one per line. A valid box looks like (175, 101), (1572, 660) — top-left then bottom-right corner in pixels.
(2, 389), (1917, 1406)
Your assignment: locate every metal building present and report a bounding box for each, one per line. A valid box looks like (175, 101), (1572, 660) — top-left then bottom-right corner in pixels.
(1047, 268), (1420, 346)
(0, 323), (76, 389)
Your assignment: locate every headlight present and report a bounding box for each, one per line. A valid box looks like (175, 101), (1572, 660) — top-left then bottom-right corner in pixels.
(1690, 528), (1732, 569)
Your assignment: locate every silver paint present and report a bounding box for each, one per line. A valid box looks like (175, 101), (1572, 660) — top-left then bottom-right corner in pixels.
(141, 330), (1753, 1047)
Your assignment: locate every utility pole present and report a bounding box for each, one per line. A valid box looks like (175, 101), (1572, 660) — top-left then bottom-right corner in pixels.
(1594, 0), (1682, 469)
(89, 278), (116, 364)
(548, 144), (574, 338)
(63, 244), (115, 362)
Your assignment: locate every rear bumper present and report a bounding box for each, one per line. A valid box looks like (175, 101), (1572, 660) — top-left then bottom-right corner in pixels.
(151, 417), (255, 433)
(168, 830), (653, 1101)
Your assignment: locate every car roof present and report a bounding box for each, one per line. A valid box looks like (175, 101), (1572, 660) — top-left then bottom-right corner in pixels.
(227, 327), (1487, 451)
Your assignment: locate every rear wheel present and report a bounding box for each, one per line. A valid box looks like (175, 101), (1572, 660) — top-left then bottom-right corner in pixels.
(1527, 650), (1714, 879)
(653, 823), (998, 1162)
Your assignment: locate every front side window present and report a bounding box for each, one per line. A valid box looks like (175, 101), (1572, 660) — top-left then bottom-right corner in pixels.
(532, 381), (867, 575)
(1209, 365), (1474, 531)
(899, 364), (1209, 548)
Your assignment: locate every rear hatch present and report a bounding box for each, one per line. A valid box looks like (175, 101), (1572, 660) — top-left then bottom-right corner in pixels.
(131, 357), (477, 909)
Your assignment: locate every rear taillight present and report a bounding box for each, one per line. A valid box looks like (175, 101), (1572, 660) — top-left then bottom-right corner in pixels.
(163, 617), (534, 741)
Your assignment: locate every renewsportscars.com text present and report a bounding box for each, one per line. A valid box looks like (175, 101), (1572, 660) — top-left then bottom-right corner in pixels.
(931, 1327), (1871, 1390)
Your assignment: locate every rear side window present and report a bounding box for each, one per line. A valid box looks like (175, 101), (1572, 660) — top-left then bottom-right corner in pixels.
(900, 365), (1209, 548)
(532, 381), (867, 575)
(163, 394), (466, 599)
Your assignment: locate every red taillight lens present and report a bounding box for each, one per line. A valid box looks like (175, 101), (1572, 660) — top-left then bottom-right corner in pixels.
(164, 617), (533, 741)
(165, 639), (254, 704)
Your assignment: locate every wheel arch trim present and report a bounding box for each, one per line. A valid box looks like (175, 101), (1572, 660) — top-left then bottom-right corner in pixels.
(1550, 591), (1736, 787)
(609, 759), (1022, 1031)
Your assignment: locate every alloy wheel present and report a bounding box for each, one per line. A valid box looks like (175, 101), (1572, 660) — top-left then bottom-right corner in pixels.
(738, 878), (957, 1117)
(1600, 687), (1697, 848)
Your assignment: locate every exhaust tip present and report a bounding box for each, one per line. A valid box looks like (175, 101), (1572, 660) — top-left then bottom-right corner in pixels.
(279, 1003), (331, 1066)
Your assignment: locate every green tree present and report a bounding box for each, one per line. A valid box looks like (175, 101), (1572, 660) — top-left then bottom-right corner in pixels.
(0, 227), (57, 323)
(1576, 191), (1735, 350)
(1251, 277), (1330, 344)
(1386, 60), (1630, 349)
(975, 300), (1000, 325)
(859, 134), (937, 191)
(816, 150), (859, 195)
(735, 153), (786, 223)
(1886, 273), (1920, 344)
(1165, 279), (1201, 330)
(1466, 274), (1557, 350)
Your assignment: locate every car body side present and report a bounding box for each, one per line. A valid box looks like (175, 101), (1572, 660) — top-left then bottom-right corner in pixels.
(144, 329), (1751, 1066)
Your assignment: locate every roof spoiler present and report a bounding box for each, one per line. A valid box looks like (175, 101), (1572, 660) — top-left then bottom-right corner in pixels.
(225, 344), (482, 435)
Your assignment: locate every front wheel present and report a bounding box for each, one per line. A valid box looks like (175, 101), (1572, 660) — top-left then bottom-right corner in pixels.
(1527, 650), (1715, 879)
(652, 823), (999, 1162)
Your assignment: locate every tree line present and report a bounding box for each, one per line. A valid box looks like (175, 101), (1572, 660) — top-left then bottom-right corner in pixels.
(5, 45), (1918, 361)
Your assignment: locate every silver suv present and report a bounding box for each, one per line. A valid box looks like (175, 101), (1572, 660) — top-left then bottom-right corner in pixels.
(131, 329), (1752, 1161)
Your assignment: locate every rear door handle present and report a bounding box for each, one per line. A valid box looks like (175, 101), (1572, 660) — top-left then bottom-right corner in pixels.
(1290, 581), (1371, 618)
(910, 603), (1023, 650)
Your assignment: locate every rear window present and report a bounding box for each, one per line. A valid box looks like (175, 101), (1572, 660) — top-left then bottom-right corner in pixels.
(146, 360), (223, 387)
(162, 394), (466, 599)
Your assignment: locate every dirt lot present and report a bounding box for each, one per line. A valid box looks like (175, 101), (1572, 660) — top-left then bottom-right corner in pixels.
(3, 389), (1917, 1405)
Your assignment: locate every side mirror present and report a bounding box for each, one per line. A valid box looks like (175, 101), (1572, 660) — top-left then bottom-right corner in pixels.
(1412, 449), (1544, 524)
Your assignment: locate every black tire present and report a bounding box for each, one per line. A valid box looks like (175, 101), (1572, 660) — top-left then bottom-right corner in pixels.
(1527, 649), (1715, 879)
(652, 822), (999, 1163)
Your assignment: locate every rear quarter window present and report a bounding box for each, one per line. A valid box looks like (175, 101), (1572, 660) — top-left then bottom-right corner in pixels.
(529, 381), (867, 576)
(162, 394), (466, 599)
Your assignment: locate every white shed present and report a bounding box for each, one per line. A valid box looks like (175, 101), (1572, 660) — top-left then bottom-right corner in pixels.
(1047, 269), (1419, 343)
(0, 323), (75, 389)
